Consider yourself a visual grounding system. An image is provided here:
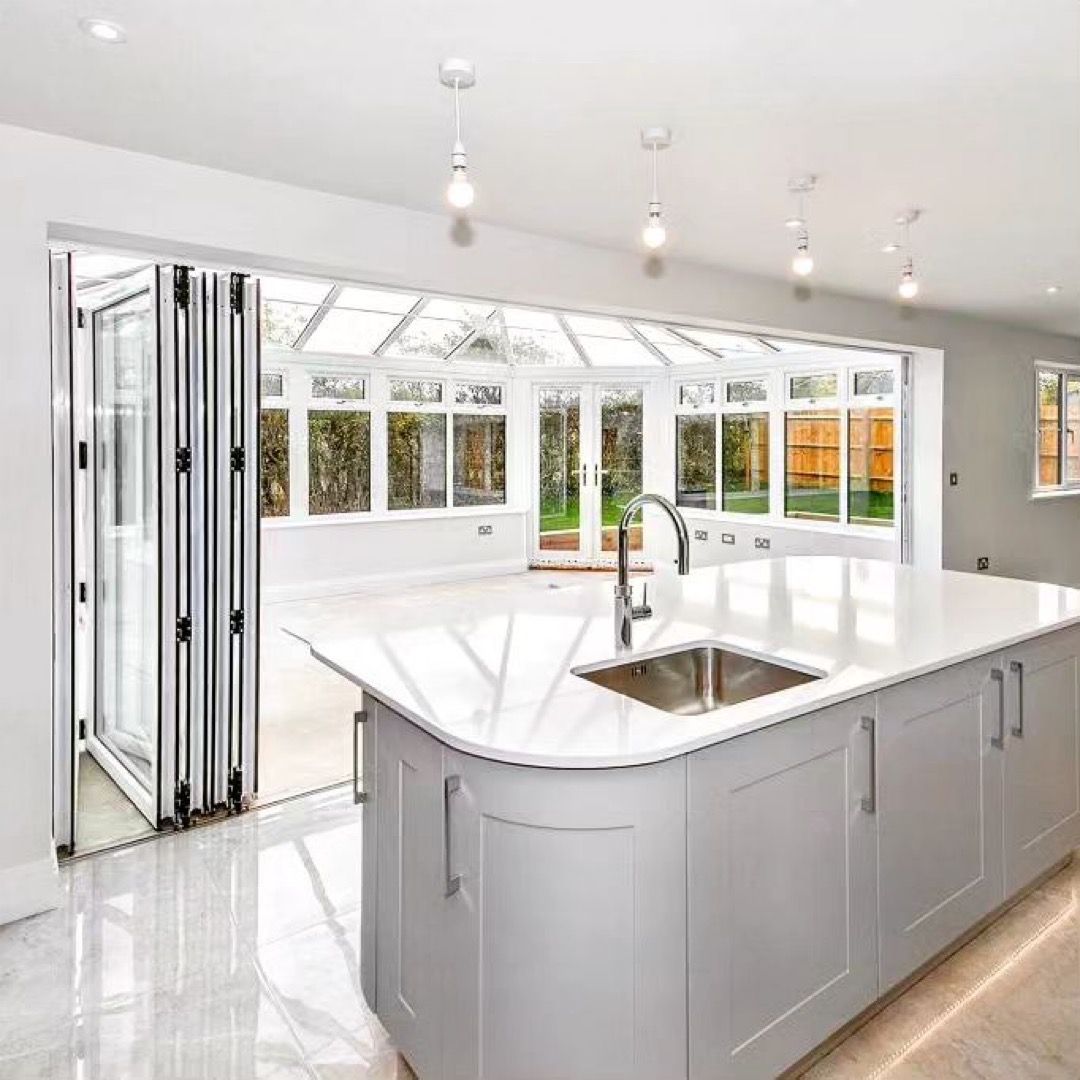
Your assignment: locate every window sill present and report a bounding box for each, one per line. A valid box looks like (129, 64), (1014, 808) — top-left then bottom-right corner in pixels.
(1030, 487), (1080, 502)
(262, 504), (528, 529)
(675, 506), (898, 541)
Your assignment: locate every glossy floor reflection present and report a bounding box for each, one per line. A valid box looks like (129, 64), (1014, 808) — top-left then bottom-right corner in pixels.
(0, 789), (411, 1080)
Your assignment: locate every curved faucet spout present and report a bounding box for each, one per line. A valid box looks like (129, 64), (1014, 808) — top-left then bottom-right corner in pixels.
(616, 493), (691, 588)
(614, 493), (691, 650)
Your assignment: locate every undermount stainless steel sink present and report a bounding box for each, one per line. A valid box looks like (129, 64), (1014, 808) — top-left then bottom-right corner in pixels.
(574, 644), (821, 716)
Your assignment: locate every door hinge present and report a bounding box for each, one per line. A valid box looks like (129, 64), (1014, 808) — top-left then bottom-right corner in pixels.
(229, 608), (244, 635)
(174, 778), (192, 830)
(76, 307), (86, 329)
(77, 441), (88, 470)
(174, 266), (191, 307)
(229, 273), (245, 315)
(176, 615), (192, 643)
(228, 766), (244, 813)
(78, 718), (86, 741)
(230, 446), (246, 472)
(175, 446), (192, 473)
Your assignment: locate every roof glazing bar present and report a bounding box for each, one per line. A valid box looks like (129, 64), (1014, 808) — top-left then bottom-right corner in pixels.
(664, 324), (726, 361)
(293, 284), (342, 349)
(625, 322), (673, 366)
(373, 296), (428, 355)
(555, 313), (592, 367)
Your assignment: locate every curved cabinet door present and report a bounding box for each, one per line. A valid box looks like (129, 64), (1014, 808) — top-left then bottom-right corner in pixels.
(442, 752), (687, 1080)
(688, 695), (878, 1080)
(876, 656), (1005, 990)
(1003, 628), (1080, 895)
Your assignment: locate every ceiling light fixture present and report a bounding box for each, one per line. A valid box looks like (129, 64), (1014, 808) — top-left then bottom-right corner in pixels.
(787, 176), (816, 277)
(640, 127), (672, 251)
(893, 210), (921, 300)
(79, 17), (126, 43)
(439, 59), (476, 211)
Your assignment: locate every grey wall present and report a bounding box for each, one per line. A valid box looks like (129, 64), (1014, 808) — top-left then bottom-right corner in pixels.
(0, 122), (1078, 917)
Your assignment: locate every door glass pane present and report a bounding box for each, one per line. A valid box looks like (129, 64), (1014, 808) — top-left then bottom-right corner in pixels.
(600, 387), (644, 552)
(722, 413), (770, 514)
(538, 388), (581, 551)
(1038, 372), (1062, 487)
(848, 408), (895, 526)
(785, 410), (840, 522)
(1066, 377), (1080, 483)
(387, 413), (447, 509)
(676, 414), (716, 510)
(309, 410), (371, 514)
(260, 409), (290, 517)
(94, 290), (157, 789)
(453, 415), (506, 506)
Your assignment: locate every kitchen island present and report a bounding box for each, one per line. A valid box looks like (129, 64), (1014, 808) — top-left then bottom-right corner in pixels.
(299, 557), (1080, 1080)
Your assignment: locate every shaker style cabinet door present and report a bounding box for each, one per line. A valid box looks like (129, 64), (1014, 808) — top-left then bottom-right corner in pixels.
(1002, 627), (1080, 896)
(687, 696), (878, 1080)
(441, 752), (688, 1080)
(374, 705), (446, 1080)
(876, 655), (1005, 991)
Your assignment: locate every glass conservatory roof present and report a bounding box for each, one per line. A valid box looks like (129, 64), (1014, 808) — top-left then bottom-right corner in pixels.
(71, 257), (900, 369)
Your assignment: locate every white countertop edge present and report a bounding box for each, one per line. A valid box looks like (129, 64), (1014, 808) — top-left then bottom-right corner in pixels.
(310, 608), (1080, 769)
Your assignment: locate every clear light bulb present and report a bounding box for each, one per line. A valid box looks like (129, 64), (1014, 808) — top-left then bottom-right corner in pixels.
(447, 167), (475, 210)
(898, 263), (919, 299)
(792, 233), (813, 277)
(784, 216), (805, 230)
(642, 210), (667, 250)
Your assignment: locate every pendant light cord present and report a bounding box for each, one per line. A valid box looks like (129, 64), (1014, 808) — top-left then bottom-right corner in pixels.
(453, 79), (463, 145)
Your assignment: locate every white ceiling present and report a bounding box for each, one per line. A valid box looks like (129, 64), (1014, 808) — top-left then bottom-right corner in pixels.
(2, 0), (1078, 334)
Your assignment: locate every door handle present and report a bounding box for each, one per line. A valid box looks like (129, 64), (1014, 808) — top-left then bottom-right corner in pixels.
(860, 715), (876, 814)
(580, 462), (588, 488)
(352, 709), (367, 804)
(1009, 660), (1024, 738)
(594, 462), (599, 486)
(990, 668), (1005, 749)
(444, 774), (462, 897)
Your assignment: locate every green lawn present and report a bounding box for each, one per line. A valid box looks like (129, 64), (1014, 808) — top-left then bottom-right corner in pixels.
(539, 495), (629, 533)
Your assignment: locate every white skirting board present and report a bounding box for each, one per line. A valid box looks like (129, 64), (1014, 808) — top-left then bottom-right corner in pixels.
(263, 557), (530, 603)
(0, 852), (61, 927)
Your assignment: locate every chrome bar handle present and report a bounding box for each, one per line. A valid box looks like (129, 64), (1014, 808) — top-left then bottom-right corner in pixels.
(444, 774), (462, 897)
(1010, 660), (1024, 738)
(352, 710), (368, 804)
(990, 668), (1005, 749)
(581, 462), (588, 488)
(860, 715), (877, 814)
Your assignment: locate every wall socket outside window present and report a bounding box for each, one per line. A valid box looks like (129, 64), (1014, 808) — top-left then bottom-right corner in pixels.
(754, 537), (771, 550)
(694, 529), (709, 542)
(977, 556), (990, 571)
(477, 524), (493, 536)
(721, 533), (736, 545)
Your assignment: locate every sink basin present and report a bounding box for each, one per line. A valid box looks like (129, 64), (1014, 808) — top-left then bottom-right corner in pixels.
(574, 643), (821, 716)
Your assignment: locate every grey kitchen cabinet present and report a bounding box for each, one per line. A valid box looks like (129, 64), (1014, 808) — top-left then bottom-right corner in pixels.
(441, 748), (688, 1080)
(1002, 627), (1080, 895)
(875, 654), (1005, 990)
(687, 695), (878, 1080)
(374, 700), (447, 1080)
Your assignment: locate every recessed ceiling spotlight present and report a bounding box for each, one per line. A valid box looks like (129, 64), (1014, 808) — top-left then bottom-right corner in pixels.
(640, 127), (672, 251)
(79, 17), (126, 43)
(787, 176), (817, 276)
(439, 59), (477, 211)
(1046, 285), (1063, 295)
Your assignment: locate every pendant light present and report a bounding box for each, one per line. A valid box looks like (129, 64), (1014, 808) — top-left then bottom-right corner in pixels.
(439, 59), (477, 210)
(640, 127), (672, 250)
(893, 210), (921, 300)
(787, 176), (816, 277)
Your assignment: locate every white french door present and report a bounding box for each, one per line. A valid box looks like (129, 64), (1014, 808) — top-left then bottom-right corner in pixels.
(51, 255), (260, 851)
(533, 383), (646, 565)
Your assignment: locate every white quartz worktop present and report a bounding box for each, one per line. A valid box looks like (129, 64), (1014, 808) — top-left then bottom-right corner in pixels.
(292, 557), (1080, 768)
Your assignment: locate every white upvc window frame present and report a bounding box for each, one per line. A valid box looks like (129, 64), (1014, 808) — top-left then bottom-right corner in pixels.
(1033, 362), (1080, 497)
(305, 368), (373, 518)
(450, 379), (510, 508)
(719, 368), (775, 518)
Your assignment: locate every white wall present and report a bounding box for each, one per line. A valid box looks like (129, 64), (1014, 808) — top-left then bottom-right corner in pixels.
(2, 122), (1078, 923)
(263, 511), (527, 601)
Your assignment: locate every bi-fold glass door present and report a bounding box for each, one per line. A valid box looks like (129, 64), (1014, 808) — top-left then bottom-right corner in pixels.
(51, 253), (260, 852)
(534, 383), (645, 564)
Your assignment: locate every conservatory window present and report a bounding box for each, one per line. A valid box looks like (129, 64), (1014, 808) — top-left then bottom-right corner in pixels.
(724, 377), (769, 405)
(1034, 366), (1080, 492)
(676, 414), (716, 510)
(722, 413), (770, 514)
(678, 381), (716, 408)
(307, 373), (371, 515)
(788, 372), (840, 403)
(785, 409), (842, 522)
